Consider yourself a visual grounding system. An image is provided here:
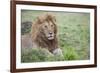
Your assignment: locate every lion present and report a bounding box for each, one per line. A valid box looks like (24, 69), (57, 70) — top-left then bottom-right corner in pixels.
(21, 13), (63, 56)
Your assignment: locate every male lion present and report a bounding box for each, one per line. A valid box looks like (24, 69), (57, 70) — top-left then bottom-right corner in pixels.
(22, 13), (63, 56)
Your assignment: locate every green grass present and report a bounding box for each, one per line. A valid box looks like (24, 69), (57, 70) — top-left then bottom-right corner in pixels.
(21, 10), (90, 62)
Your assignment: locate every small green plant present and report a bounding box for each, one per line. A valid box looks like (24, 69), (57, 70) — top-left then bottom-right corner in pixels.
(62, 46), (79, 60)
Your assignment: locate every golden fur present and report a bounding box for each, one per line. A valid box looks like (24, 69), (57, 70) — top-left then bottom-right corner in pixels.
(31, 13), (58, 53)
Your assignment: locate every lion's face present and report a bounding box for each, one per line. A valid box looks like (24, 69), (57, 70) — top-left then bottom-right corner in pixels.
(34, 13), (57, 40)
(41, 20), (56, 40)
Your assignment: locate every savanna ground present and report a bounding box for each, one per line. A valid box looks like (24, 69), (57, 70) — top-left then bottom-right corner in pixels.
(21, 10), (90, 62)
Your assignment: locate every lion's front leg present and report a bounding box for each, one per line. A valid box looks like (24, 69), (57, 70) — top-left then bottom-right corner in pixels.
(52, 48), (64, 58)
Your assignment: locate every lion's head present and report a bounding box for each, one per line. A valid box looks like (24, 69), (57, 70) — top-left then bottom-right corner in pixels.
(35, 13), (57, 40)
(31, 13), (58, 52)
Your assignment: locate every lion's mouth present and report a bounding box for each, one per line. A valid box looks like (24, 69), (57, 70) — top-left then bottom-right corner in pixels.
(48, 35), (54, 40)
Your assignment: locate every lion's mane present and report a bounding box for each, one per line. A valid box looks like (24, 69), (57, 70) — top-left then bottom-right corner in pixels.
(31, 13), (58, 53)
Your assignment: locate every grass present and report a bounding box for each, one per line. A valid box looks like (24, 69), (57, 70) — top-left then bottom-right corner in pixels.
(21, 10), (90, 62)
(21, 48), (64, 62)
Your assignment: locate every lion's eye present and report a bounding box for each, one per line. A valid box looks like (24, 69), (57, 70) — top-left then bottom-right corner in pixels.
(44, 25), (47, 28)
(51, 25), (53, 27)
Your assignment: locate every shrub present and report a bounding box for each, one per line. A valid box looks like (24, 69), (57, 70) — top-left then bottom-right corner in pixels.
(21, 21), (32, 35)
(62, 46), (79, 60)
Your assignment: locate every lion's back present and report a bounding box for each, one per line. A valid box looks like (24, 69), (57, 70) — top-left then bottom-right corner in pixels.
(21, 34), (33, 49)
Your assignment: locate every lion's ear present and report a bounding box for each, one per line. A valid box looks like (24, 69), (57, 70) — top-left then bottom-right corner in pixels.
(52, 15), (56, 22)
(48, 13), (56, 22)
(37, 17), (42, 24)
(36, 16), (44, 24)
